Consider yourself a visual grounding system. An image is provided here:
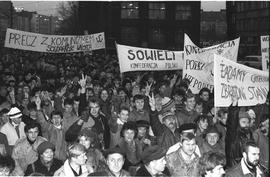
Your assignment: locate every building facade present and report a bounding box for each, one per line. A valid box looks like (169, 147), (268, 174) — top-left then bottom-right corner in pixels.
(226, 1), (269, 58)
(78, 1), (200, 52)
(0, 1), (13, 44)
(200, 9), (227, 47)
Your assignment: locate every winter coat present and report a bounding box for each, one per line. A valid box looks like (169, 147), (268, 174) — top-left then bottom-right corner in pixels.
(36, 110), (67, 161)
(25, 157), (63, 176)
(149, 110), (180, 150)
(0, 132), (10, 156)
(0, 121), (26, 146)
(108, 117), (124, 148)
(176, 108), (198, 126)
(136, 165), (168, 177)
(225, 104), (254, 168)
(129, 109), (150, 122)
(89, 168), (130, 177)
(225, 159), (266, 177)
(199, 140), (225, 156)
(166, 148), (200, 177)
(253, 129), (269, 170)
(118, 138), (142, 166)
(11, 136), (46, 176)
(53, 159), (90, 177)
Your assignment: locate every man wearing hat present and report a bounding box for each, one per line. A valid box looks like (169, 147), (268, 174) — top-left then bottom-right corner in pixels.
(0, 107), (26, 151)
(136, 120), (156, 151)
(225, 94), (254, 168)
(148, 94), (180, 150)
(200, 126), (225, 156)
(25, 141), (63, 176)
(89, 146), (130, 177)
(136, 145), (167, 176)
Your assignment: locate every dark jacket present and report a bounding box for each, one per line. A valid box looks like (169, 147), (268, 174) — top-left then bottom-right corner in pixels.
(25, 158), (63, 176)
(225, 104), (254, 168)
(136, 165), (168, 177)
(78, 93), (110, 149)
(0, 132), (10, 156)
(150, 110), (180, 150)
(225, 160), (266, 177)
(88, 169), (130, 177)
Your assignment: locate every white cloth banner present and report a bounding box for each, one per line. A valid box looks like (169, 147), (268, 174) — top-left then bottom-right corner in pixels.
(183, 34), (240, 94)
(116, 43), (184, 73)
(261, 35), (269, 71)
(4, 28), (105, 53)
(214, 54), (269, 107)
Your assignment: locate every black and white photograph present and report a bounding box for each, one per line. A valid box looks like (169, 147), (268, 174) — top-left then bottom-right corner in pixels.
(0, 1), (269, 176)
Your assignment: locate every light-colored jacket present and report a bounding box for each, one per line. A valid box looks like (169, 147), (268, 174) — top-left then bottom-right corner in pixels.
(0, 121), (26, 146)
(54, 159), (90, 177)
(11, 136), (46, 176)
(36, 110), (67, 161)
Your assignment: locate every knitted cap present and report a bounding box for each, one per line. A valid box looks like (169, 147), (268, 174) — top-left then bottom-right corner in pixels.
(160, 111), (175, 122)
(7, 107), (22, 119)
(239, 111), (250, 120)
(161, 97), (175, 113)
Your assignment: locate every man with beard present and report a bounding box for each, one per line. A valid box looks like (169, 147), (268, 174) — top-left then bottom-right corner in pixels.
(148, 93), (180, 150)
(225, 141), (266, 177)
(225, 94), (254, 168)
(253, 114), (269, 173)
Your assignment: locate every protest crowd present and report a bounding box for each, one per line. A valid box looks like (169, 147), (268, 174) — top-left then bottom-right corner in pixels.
(0, 30), (269, 177)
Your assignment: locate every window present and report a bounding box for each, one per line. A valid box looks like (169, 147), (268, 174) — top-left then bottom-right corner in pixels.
(149, 28), (165, 44)
(121, 2), (139, 19)
(176, 5), (191, 20)
(148, 3), (166, 19)
(175, 29), (184, 44)
(121, 27), (138, 44)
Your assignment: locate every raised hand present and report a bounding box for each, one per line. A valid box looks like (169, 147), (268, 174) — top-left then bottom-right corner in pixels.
(148, 92), (156, 111)
(170, 74), (178, 87)
(35, 96), (41, 110)
(145, 82), (152, 97)
(78, 73), (87, 89)
(60, 85), (67, 97)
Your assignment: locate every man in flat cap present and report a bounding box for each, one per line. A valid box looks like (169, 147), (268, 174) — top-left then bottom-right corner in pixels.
(89, 146), (130, 177)
(136, 145), (167, 176)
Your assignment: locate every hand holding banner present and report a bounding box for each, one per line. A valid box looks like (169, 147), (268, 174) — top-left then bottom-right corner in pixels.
(214, 54), (269, 107)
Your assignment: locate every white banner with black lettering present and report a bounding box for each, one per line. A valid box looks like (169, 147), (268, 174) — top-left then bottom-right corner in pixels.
(261, 35), (269, 71)
(183, 34), (240, 94)
(214, 54), (269, 107)
(116, 43), (184, 73)
(4, 28), (105, 53)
